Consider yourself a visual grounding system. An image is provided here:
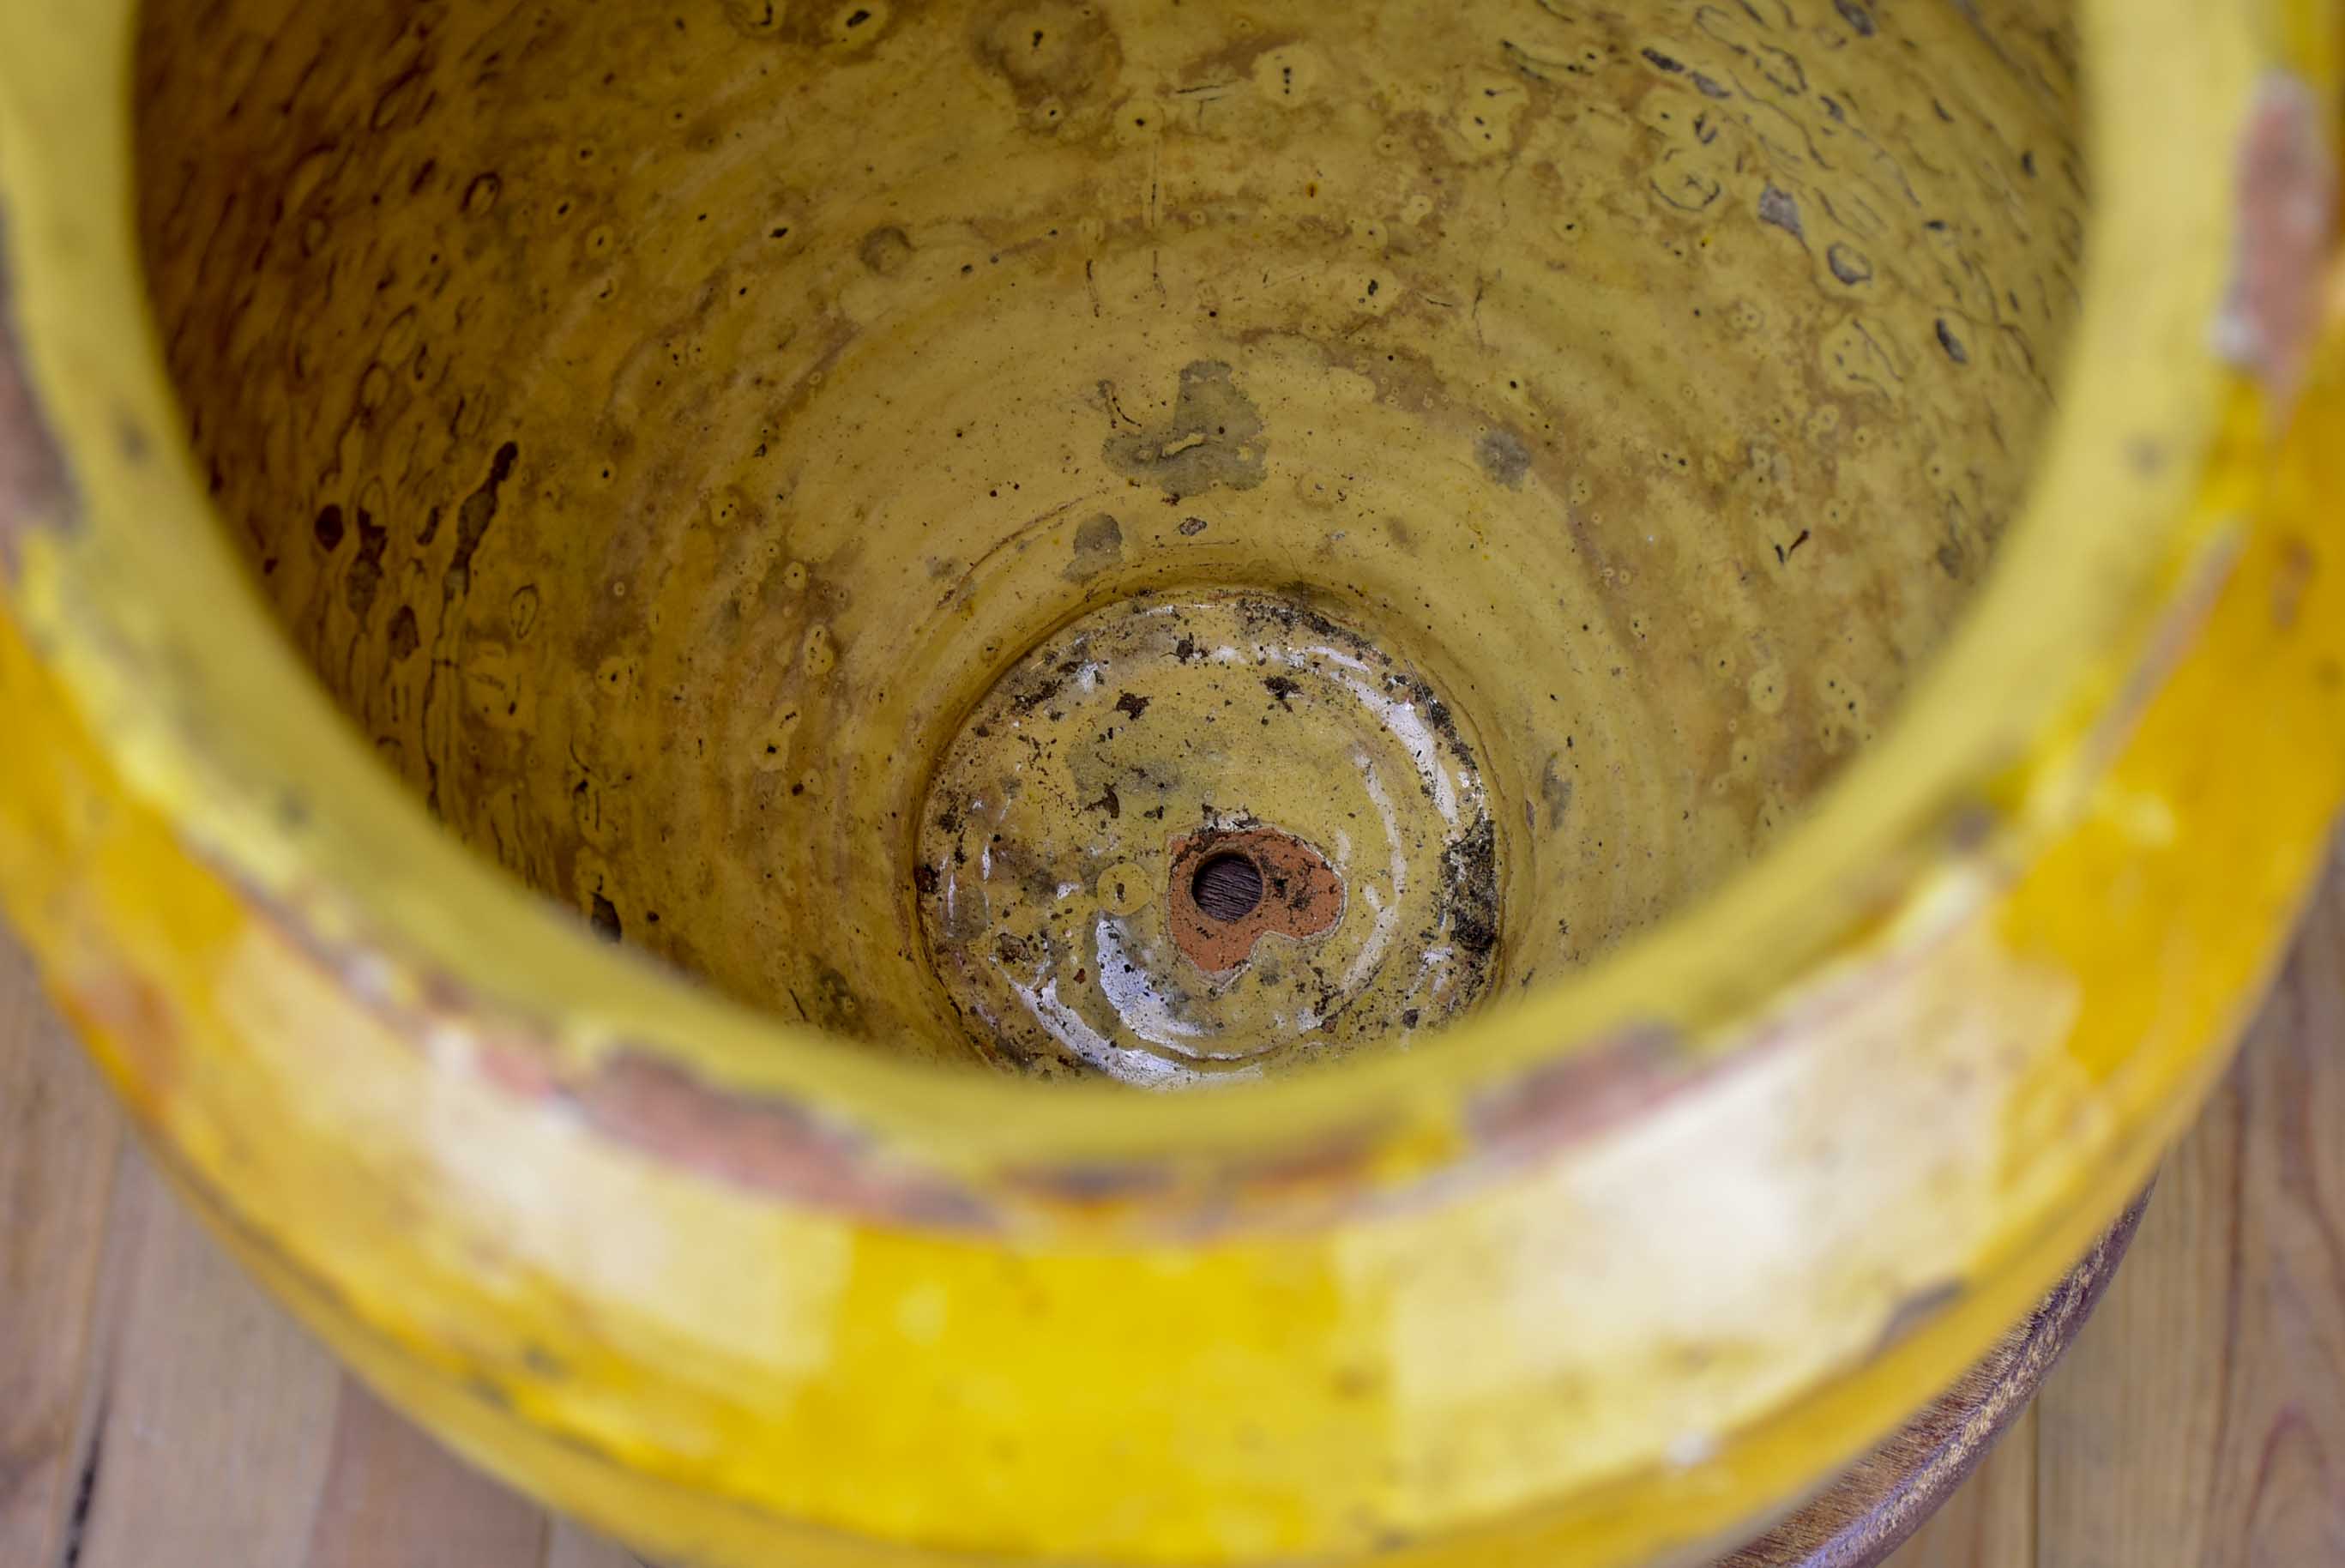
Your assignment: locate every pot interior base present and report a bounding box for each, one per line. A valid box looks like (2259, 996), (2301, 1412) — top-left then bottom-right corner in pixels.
(919, 588), (1498, 1083)
(133, 0), (2088, 1083)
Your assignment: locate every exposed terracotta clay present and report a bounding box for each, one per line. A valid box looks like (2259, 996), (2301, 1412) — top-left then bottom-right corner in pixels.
(1166, 826), (1345, 975)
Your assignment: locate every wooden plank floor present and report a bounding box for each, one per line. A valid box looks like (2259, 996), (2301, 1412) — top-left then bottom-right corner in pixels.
(3, 843), (2340, 1568)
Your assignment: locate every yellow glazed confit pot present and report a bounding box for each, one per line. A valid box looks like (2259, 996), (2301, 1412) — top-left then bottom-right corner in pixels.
(3, 1), (2344, 1565)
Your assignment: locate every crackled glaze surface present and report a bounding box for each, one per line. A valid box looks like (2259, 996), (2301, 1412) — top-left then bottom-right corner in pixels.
(137, 0), (2083, 1074)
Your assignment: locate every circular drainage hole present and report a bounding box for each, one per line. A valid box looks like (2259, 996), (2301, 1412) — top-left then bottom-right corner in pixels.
(1191, 852), (1266, 924)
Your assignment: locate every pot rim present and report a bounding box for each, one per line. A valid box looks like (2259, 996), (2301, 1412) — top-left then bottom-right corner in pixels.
(0, 0), (2303, 1188)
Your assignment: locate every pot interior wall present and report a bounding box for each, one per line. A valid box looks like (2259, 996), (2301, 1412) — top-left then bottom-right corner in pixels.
(135, 0), (2085, 1083)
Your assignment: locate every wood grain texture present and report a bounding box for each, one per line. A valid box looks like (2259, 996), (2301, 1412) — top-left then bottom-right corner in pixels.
(2026, 839), (2345, 1568)
(0, 932), (123, 1568)
(68, 1147), (345, 1568)
(0, 843), (2339, 1568)
(0, 950), (649, 1568)
(1876, 1407), (2035, 1568)
(1890, 835), (2345, 1568)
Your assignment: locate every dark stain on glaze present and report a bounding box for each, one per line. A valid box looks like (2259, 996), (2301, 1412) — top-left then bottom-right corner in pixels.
(1475, 427), (1534, 488)
(1102, 360), (1267, 499)
(1064, 511), (1124, 580)
(444, 439), (518, 599)
(347, 508), (390, 618)
(1827, 242), (1873, 286)
(1758, 184), (1805, 241)
(972, 1), (1124, 112)
(858, 225), (914, 276)
(589, 891), (623, 942)
(387, 604), (422, 662)
(1438, 817), (1500, 956)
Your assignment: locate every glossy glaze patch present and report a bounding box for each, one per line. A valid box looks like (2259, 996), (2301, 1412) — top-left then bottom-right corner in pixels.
(917, 593), (1498, 1083)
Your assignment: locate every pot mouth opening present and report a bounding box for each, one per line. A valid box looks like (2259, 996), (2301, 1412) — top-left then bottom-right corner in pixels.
(0, 0), (2264, 1175)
